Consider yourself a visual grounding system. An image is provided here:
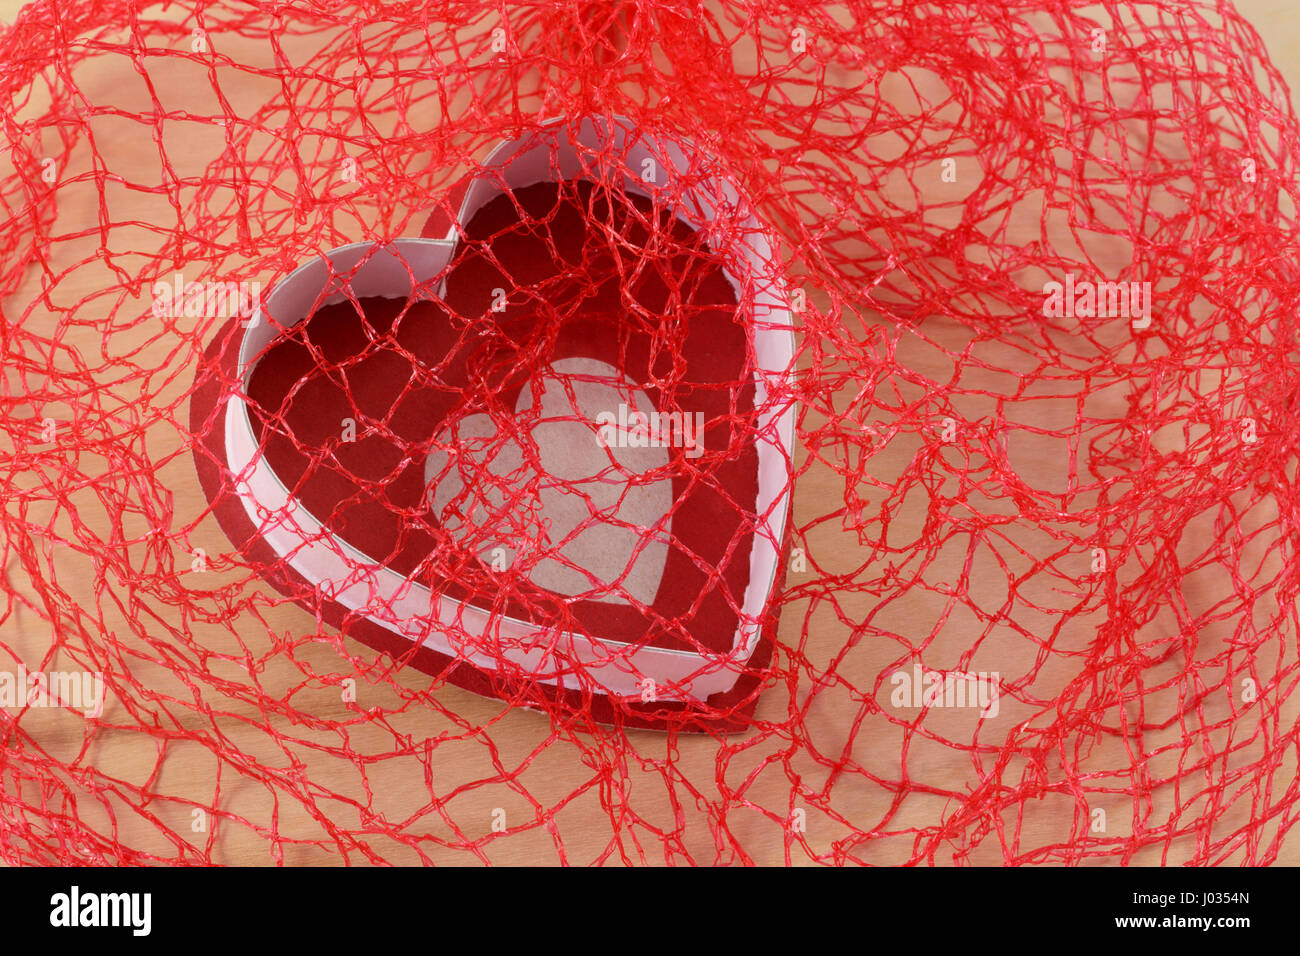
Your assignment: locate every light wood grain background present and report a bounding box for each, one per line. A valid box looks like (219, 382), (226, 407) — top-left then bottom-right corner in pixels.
(1, 0), (1296, 866)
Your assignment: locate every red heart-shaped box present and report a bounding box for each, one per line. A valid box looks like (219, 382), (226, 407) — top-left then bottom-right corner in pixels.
(190, 116), (796, 731)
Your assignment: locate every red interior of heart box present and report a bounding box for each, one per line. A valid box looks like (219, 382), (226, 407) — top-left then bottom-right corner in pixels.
(244, 179), (759, 658)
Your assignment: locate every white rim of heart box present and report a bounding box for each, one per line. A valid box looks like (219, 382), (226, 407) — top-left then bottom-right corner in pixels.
(225, 115), (796, 705)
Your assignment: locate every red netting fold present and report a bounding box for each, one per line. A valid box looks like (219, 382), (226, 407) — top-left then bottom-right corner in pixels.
(1, 0), (1297, 865)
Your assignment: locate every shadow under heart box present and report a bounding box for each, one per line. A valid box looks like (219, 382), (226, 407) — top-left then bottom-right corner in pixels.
(189, 116), (797, 731)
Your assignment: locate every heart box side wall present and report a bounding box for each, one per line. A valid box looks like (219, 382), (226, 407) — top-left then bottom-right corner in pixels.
(190, 116), (797, 730)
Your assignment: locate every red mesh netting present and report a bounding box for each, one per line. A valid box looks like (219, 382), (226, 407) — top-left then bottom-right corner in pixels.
(2, 0), (1298, 865)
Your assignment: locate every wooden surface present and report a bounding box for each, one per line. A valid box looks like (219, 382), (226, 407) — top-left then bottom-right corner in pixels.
(1, 0), (1296, 866)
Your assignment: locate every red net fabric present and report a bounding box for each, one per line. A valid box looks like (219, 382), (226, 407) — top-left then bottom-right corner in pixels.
(2, 0), (1298, 865)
